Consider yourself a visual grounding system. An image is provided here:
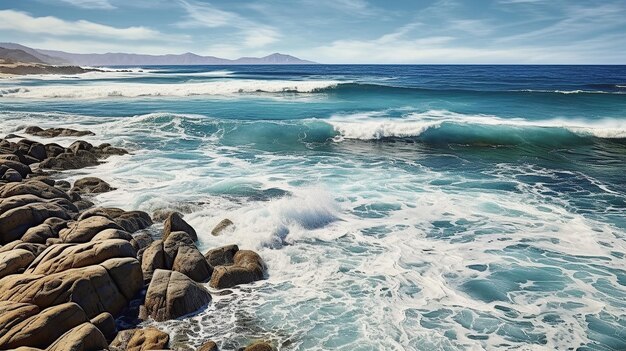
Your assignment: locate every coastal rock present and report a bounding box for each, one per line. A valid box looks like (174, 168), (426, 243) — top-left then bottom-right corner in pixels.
(0, 202), (72, 244)
(0, 301), (40, 337)
(109, 327), (170, 351)
(71, 177), (114, 194)
(240, 342), (274, 351)
(46, 322), (108, 351)
(131, 231), (154, 256)
(211, 218), (234, 236)
(198, 340), (219, 351)
(73, 199), (95, 212)
(45, 143), (66, 158)
(113, 211), (153, 233)
(26, 239), (136, 275)
(0, 195), (76, 215)
(24, 126), (95, 138)
(26, 141), (47, 161)
(0, 257), (142, 318)
(2, 168), (22, 182)
(22, 217), (67, 244)
(0, 180), (70, 200)
(0, 249), (35, 279)
(0, 159), (31, 178)
(39, 149), (100, 170)
(91, 228), (134, 242)
(141, 240), (165, 283)
(59, 215), (123, 243)
(0, 240), (46, 257)
(163, 231), (212, 282)
(163, 212), (197, 241)
(204, 244), (239, 267)
(69, 140), (93, 154)
(140, 269), (211, 322)
(210, 250), (265, 289)
(0, 302), (88, 349)
(90, 312), (117, 341)
(78, 207), (153, 233)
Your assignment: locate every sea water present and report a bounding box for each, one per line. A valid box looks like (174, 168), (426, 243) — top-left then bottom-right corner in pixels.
(1, 65), (626, 350)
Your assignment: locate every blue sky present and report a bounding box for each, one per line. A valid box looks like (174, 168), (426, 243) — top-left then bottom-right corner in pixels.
(0, 0), (625, 63)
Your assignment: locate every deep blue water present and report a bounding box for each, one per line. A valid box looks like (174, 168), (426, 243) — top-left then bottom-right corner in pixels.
(1, 65), (626, 350)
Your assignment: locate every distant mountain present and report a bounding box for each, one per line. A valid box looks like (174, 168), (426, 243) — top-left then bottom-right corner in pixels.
(0, 47), (46, 64)
(0, 43), (70, 65)
(0, 43), (316, 66)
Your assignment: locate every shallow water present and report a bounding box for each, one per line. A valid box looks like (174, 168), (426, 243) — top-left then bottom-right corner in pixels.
(1, 65), (625, 350)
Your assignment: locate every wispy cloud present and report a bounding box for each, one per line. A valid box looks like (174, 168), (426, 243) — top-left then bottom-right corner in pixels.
(176, 0), (280, 48)
(0, 10), (184, 41)
(59, 0), (116, 10)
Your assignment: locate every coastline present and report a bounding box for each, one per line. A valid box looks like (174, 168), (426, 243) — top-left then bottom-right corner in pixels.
(0, 62), (101, 77)
(0, 127), (271, 351)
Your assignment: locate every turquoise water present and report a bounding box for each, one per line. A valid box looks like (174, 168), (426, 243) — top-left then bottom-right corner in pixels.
(1, 65), (626, 350)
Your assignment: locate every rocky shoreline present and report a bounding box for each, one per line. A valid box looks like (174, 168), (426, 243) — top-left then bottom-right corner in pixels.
(0, 127), (273, 351)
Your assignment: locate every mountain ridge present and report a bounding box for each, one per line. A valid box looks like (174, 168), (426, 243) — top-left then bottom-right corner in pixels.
(0, 43), (316, 66)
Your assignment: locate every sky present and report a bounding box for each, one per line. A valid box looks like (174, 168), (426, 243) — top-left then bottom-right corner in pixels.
(0, 0), (625, 63)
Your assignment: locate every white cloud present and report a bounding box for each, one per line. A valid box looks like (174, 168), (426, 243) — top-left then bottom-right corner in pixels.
(176, 0), (280, 48)
(0, 10), (184, 41)
(59, 0), (116, 10)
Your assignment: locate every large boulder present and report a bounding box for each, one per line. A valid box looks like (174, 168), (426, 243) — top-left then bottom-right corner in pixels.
(26, 239), (136, 275)
(21, 217), (67, 244)
(0, 249), (35, 279)
(46, 322), (108, 351)
(40, 150), (100, 170)
(140, 269), (211, 322)
(71, 177), (114, 194)
(210, 250), (265, 289)
(0, 159), (31, 178)
(198, 340), (219, 351)
(141, 240), (166, 284)
(78, 208), (153, 233)
(59, 215), (123, 243)
(211, 218), (234, 236)
(0, 180), (70, 200)
(0, 302), (88, 349)
(163, 231), (212, 282)
(0, 257), (142, 318)
(163, 212), (197, 241)
(24, 126), (95, 138)
(1, 168), (22, 182)
(204, 244), (239, 267)
(109, 327), (170, 351)
(0, 240), (46, 257)
(0, 202), (72, 244)
(0, 301), (40, 337)
(90, 312), (117, 341)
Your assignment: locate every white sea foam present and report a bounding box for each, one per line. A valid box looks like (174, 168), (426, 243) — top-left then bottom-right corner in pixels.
(328, 109), (626, 140)
(0, 79), (343, 99)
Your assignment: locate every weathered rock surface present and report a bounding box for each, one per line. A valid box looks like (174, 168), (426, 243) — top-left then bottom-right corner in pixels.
(78, 207), (153, 233)
(0, 201), (73, 244)
(21, 217), (67, 244)
(0, 301), (40, 337)
(164, 231), (212, 282)
(141, 240), (165, 283)
(90, 312), (117, 341)
(211, 218), (234, 236)
(0, 257), (142, 318)
(210, 250), (265, 289)
(198, 340), (219, 351)
(0, 302), (88, 349)
(204, 244), (239, 267)
(46, 322), (109, 351)
(24, 126), (95, 138)
(40, 149), (100, 170)
(109, 327), (170, 351)
(0, 248), (35, 279)
(140, 269), (211, 322)
(26, 239), (136, 275)
(71, 177), (114, 194)
(0, 240), (46, 257)
(59, 215), (123, 243)
(0, 159), (31, 178)
(163, 212), (197, 241)
(0, 180), (70, 200)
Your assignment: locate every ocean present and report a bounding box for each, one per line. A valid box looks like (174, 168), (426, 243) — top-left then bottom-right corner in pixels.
(1, 65), (626, 350)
